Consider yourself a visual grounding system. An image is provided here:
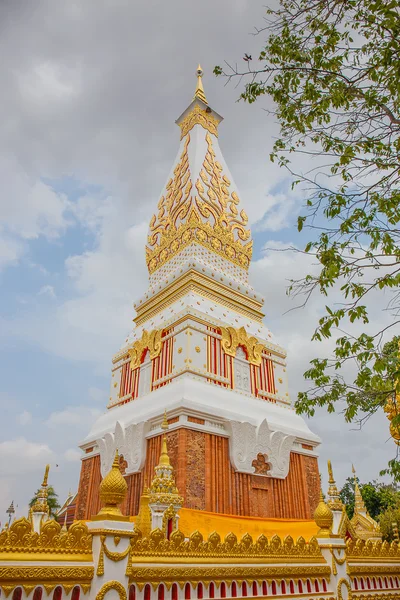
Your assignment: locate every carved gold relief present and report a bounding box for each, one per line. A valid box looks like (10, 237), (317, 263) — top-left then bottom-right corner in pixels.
(221, 326), (265, 366)
(179, 104), (219, 139)
(146, 132), (252, 274)
(128, 328), (163, 369)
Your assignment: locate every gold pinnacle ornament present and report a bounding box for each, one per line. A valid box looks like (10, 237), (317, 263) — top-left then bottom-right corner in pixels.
(93, 450), (129, 521)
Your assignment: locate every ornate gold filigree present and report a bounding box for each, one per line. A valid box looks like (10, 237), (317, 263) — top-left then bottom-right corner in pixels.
(146, 132), (253, 274)
(97, 533), (131, 577)
(220, 326), (265, 366)
(129, 565), (331, 589)
(384, 392), (400, 445)
(179, 104), (219, 139)
(0, 566), (94, 583)
(0, 518), (92, 556)
(96, 581), (127, 600)
(128, 328), (163, 369)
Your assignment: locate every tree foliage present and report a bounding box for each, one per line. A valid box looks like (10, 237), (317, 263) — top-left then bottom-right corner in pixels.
(215, 0), (400, 475)
(29, 486), (60, 519)
(339, 476), (398, 520)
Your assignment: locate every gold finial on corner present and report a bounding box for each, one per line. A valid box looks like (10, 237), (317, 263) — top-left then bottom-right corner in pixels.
(161, 409), (169, 431)
(193, 64), (208, 104)
(352, 464), (367, 515)
(327, 460), (343, 511)
(42, 464), (50, 487)
(327, 459), (334, 484)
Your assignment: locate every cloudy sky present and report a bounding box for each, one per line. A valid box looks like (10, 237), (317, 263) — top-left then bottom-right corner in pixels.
(0, 0), (394, 520)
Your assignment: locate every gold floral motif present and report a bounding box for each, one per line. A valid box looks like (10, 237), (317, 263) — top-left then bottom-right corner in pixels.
(0, 518), (92, 556)
(179, 104), (219, 139)
(96, 581), (127, 600)
(128, 328), (163, 369)
(220, 326), (265, 366)
(146, 132), (252, 274)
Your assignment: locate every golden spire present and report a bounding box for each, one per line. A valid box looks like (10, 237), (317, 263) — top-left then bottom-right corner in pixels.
(193, 64), (208, 104)
(42, 464), (50, 487)
(314, 489), (334, 538)
(32, 465), (50, 514)
(93, 450), (129, 521)
(61, 512), (68, 532)
(159, 410), (171, 468)
(352, 464), (367, 514)
(147, 412), (184, 511)
(327, 460), (343, 511)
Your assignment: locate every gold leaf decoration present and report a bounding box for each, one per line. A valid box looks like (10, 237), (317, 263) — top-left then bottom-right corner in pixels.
(128, 329), (163, 370)
(146, 132), (253, 274)
(220, 326), (265, 366)
(179, 104), (219, 139)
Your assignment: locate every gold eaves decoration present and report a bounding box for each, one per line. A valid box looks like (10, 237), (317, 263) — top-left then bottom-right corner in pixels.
(146, 133), (252, 274)
(127, 528), (323, 561)
(346, 537), (400, 559)
(179, 104), (219, 139)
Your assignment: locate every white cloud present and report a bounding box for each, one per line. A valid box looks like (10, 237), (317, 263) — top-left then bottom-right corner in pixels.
(0, 438), (54, 476)
(45, 405), (102, 429)
(64, 448), (82, 462)
(89, 387), (107, 403)
(38, 285), (56, 298)
(16, 411), (32, 426)
(0, 235), (23, 271)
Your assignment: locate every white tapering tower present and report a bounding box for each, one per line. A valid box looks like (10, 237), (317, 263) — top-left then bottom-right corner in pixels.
(75, 67), (321, 522)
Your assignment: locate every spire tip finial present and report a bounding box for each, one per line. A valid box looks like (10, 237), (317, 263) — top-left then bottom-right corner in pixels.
(161, 409), (169, 431)
(194, 64), (207, 104)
